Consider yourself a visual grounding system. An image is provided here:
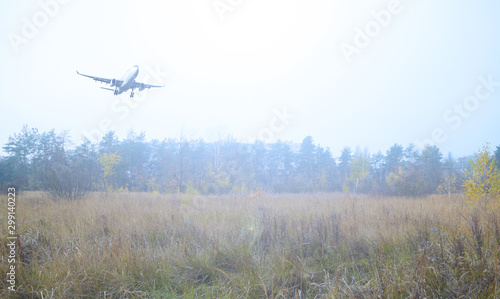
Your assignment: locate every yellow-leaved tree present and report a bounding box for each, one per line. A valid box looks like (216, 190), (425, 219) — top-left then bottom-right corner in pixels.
(463, 144), (500, 208)
(99, 153), (122, 192)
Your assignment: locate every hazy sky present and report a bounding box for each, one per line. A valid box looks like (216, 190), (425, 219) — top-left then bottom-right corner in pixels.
(1, 0), (499, 157)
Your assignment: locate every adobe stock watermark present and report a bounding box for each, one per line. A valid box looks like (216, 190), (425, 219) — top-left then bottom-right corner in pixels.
(6, 187), (17, 292)
(213, 0), (245, 21)
(247, 106), (295, 143)
(81, 65), (169, 143)
(340, 0), (406, 64)
(8, 0), (72, 53)
(415, 74), (499, 150)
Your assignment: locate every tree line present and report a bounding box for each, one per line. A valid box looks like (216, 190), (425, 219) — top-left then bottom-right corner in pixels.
(1, 125), (499, 198)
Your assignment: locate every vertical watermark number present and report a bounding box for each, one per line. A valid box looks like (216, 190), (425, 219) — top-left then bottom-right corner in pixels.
(6, 187), (17, 292)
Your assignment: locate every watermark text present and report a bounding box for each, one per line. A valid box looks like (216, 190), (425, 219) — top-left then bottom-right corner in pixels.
(6, 187), (17, 292)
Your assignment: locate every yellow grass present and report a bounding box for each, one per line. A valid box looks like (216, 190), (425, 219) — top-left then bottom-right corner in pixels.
(1, 192), (499, 298)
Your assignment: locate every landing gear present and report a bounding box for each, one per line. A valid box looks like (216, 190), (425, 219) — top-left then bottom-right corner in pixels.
(130, 90), (135, 98)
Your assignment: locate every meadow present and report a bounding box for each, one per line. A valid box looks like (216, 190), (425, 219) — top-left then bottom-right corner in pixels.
(1, 192), (499, 298)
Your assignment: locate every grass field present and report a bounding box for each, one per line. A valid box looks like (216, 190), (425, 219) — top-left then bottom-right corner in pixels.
(1, 192), (500, 298)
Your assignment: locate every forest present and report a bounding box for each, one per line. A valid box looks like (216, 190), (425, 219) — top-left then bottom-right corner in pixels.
(3, 126), (500, 297)
(2, 125), (499, 198)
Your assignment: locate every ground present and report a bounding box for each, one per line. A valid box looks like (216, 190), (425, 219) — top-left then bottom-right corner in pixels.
(1, 192), (499, 298)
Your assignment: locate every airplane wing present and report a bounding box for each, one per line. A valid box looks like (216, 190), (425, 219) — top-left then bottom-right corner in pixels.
(76, 71), (123, 86)
(132, 80), (165, 90)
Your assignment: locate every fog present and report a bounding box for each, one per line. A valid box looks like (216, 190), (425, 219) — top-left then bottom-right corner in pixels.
(1, 0), (499, 157)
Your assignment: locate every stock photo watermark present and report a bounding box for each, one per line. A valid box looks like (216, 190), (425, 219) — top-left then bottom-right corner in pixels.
(81, 65), (169, 143)
(247, 106), (295, 143)
(8, 0), (72, 53)
(415, 74), (499, 150)
(340, 0), (405, 64)
(6, 187), (17, 292)
(213, 0), (245, 21)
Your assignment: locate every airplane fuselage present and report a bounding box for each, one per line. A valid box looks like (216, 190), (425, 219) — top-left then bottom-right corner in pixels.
(114, 66), (139, 95)
(77, 65), (164, 98)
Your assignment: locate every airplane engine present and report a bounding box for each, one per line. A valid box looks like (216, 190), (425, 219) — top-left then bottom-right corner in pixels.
(110, 79), (116, 87)
(139, 83), (145, 91)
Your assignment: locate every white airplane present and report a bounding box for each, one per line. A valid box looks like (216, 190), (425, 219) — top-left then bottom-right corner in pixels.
(77, 65), (164, 98)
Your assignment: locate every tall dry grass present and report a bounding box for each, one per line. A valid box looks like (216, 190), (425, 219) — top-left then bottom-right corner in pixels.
(0, 192), (499, 298)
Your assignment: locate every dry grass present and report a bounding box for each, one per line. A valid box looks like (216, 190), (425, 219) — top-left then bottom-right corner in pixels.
(1, 192), (499, 298)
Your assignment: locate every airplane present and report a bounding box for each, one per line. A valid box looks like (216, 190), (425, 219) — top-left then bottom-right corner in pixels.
(76, 65), (164, 98)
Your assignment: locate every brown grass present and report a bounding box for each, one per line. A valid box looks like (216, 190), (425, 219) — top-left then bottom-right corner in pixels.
(1, 192), (499, 298)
